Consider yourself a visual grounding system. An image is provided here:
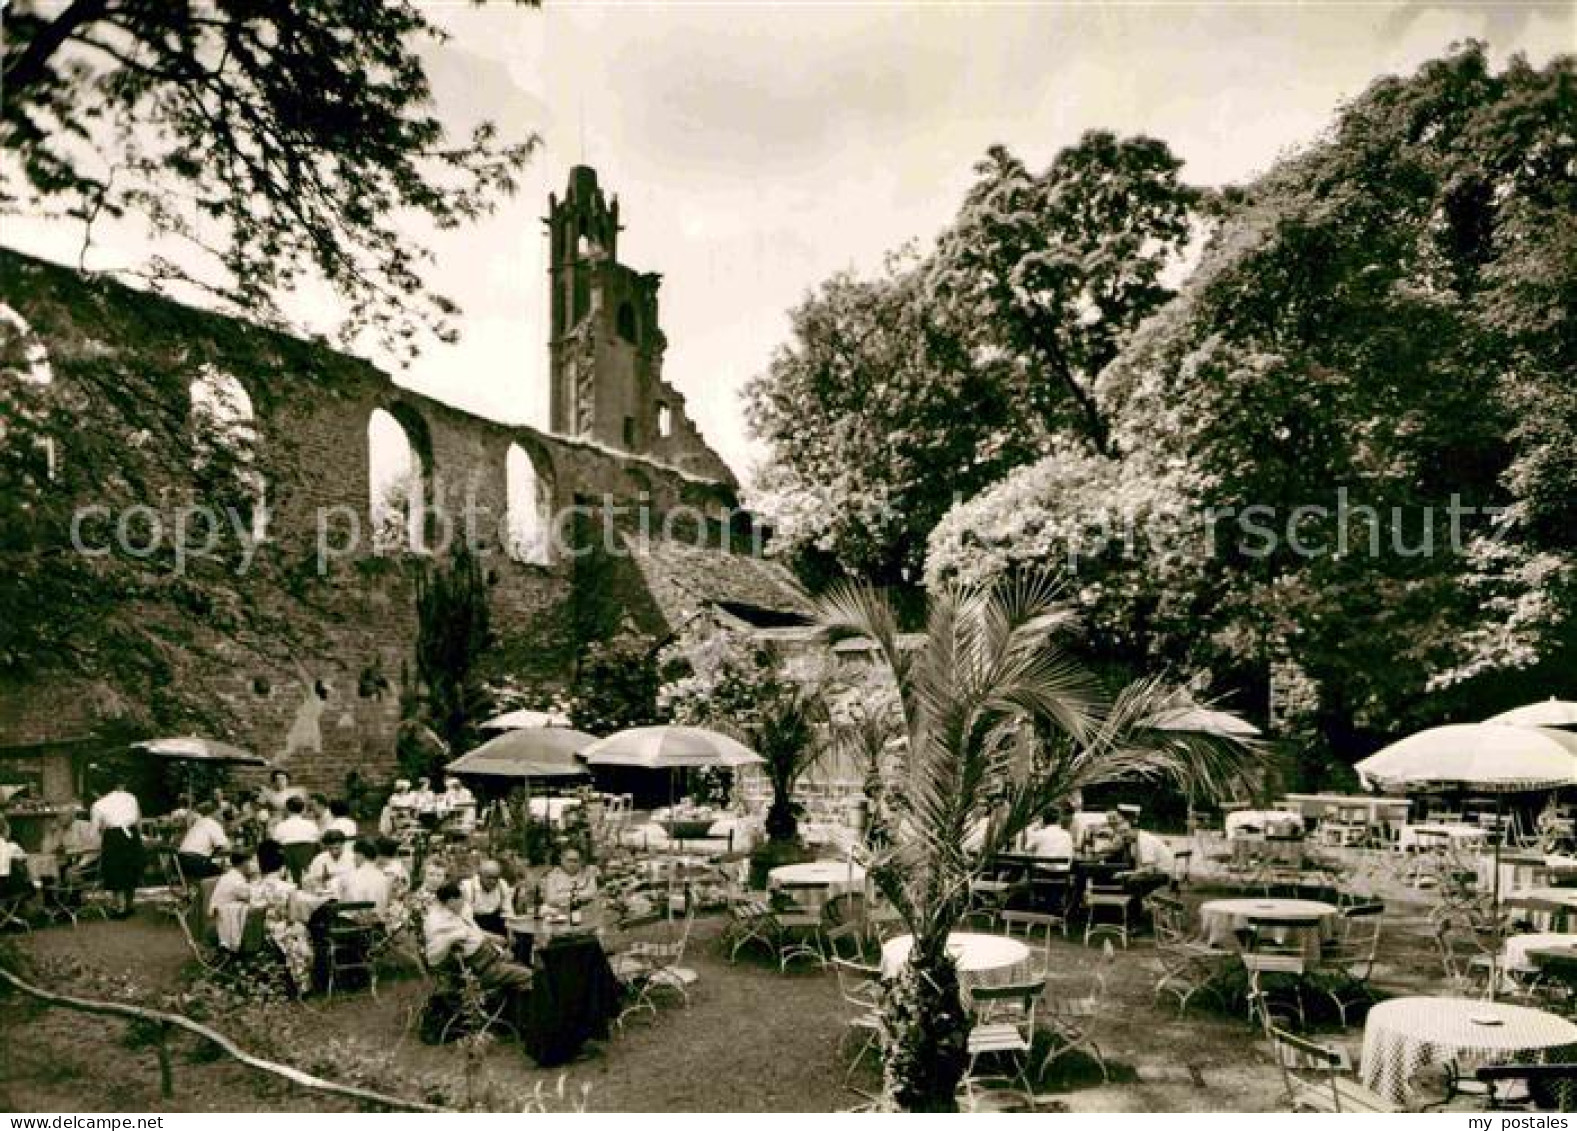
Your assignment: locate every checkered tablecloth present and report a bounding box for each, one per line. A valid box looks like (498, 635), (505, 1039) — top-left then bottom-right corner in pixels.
(767, 862), (866, 916)
(1198, 898), (1339, 956)
(880, 931), (1035, 995)
(1360, 996), (1577, 1104)
(1502, 932), (1577, 973)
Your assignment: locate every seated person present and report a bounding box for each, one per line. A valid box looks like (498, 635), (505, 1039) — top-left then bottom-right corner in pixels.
(1020, 818), (1074, 861)
(253, 839), (296, 899)
(538, 847), (599, 911)
(262, 770), (305, 817)
(438, 777), (477, 832)
(1136, 829), (1175, 873)
(324, 799), (358, 840)
(42, 807), (100, 874)
(333, 838), (391, 912)
(177, 801), (231, 879)
(210, 788), (238, 826)
(208, 848), (258, 918)
(379, 779), (414, 836)
(374, 837), (411, 894)
(273, 795), (321, 847)
(409, 777), (438, 817)
(460, 859), (513, 935)
(303, 829), (356, 893)
(1095, 806), (1141, 868)
(230, 792), (270, 846)
(0, 817), (32, 899)
(307, 793), (334, 833)
(423, 881), (532, 991)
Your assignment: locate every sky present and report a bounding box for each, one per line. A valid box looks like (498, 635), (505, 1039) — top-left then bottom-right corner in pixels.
(5, 2), (1572, 484)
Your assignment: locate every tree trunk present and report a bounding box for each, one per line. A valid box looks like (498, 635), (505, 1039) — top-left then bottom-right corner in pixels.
(764, 787), (797, 843)
(881, 948), (970, 1111)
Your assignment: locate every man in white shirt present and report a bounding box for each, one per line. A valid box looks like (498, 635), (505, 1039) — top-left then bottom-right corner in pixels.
(303, 829), (356, 893)
(1020, 820), (1075, 861)
(273, 796), (320, 846)
(459, 859), (513, 934)
(423, 881), (531, 991)
(325, 799), (359, 839)
(333, 839), (392, 911)
(177, 801), (231, 879)
(90, 781), (143, 917)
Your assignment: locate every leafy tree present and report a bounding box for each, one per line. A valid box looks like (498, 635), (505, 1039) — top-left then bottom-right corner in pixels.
(747, 132), (1197, 597)
(925, 134), (1198, 454)
(2, 0), (538, 361)
(568, 632), (662, 737)
(816, 575), (1257, 1111)
(932, 45), (1577, 768)
(413, 541), (494, 759)
(745, 262), (1032, 599)
(658, 618), (828, 842)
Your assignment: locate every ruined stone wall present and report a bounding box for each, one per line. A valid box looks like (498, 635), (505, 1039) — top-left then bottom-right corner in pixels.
(0, 248), (746, 792)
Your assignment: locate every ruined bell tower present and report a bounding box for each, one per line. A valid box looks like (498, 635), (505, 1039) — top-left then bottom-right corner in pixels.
(544, 166), (736, 485)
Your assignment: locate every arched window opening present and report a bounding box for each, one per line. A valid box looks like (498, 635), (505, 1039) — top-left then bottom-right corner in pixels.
(189, 368), (265, 541)
(368, 408), (427, 553)
(505, 443), (551, 565)
(657, 402), (673, 438)
(616, 301), (638, 343)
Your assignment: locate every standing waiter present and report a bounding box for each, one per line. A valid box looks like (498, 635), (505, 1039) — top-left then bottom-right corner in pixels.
(91, 778), (143, 918)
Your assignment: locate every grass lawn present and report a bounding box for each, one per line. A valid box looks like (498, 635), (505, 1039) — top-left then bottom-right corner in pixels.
(0, 868), (1454, 1113)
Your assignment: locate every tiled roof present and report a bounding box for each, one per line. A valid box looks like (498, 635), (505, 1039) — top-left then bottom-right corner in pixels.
(623, 535), (812, 634)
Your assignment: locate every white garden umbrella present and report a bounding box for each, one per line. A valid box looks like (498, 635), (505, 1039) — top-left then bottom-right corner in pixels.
(1355, 723), (1577, 794)
(480, 708), (572, 732)
(446, 727), (595, 779)
(580, 725), (764, 770)
(1356, 721), (1577, 992)
(133, 735), (271, 767)
(1487, 698), (1577, 730)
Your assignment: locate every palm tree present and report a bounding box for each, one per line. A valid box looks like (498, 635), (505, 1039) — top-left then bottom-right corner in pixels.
(815, 574), (1260, 1111)
(746, 673), (829, 843)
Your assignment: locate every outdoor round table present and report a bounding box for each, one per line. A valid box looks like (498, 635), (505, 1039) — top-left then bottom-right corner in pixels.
(1198, 897), (1339, 956)
(768, 861), (866, 916)
(1502, 932), (1577, 974)
(1396, 823), (1489, 852)
(1224, 810), (1304, 840)
(505, 910), (607, 965)
(287, 889), (332, 924)
(880, 931), (1034, 997)
(1360, 996), (1577, 1105)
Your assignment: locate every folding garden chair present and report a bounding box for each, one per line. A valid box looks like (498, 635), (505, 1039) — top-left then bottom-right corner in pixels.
(614, 902), (698, 1026)
(963, 979), (1046, 1109)
(830, 957), (883, 1085)
(1038, 959), (1110, 1083)
(1266, 1025), (1400, 1112)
